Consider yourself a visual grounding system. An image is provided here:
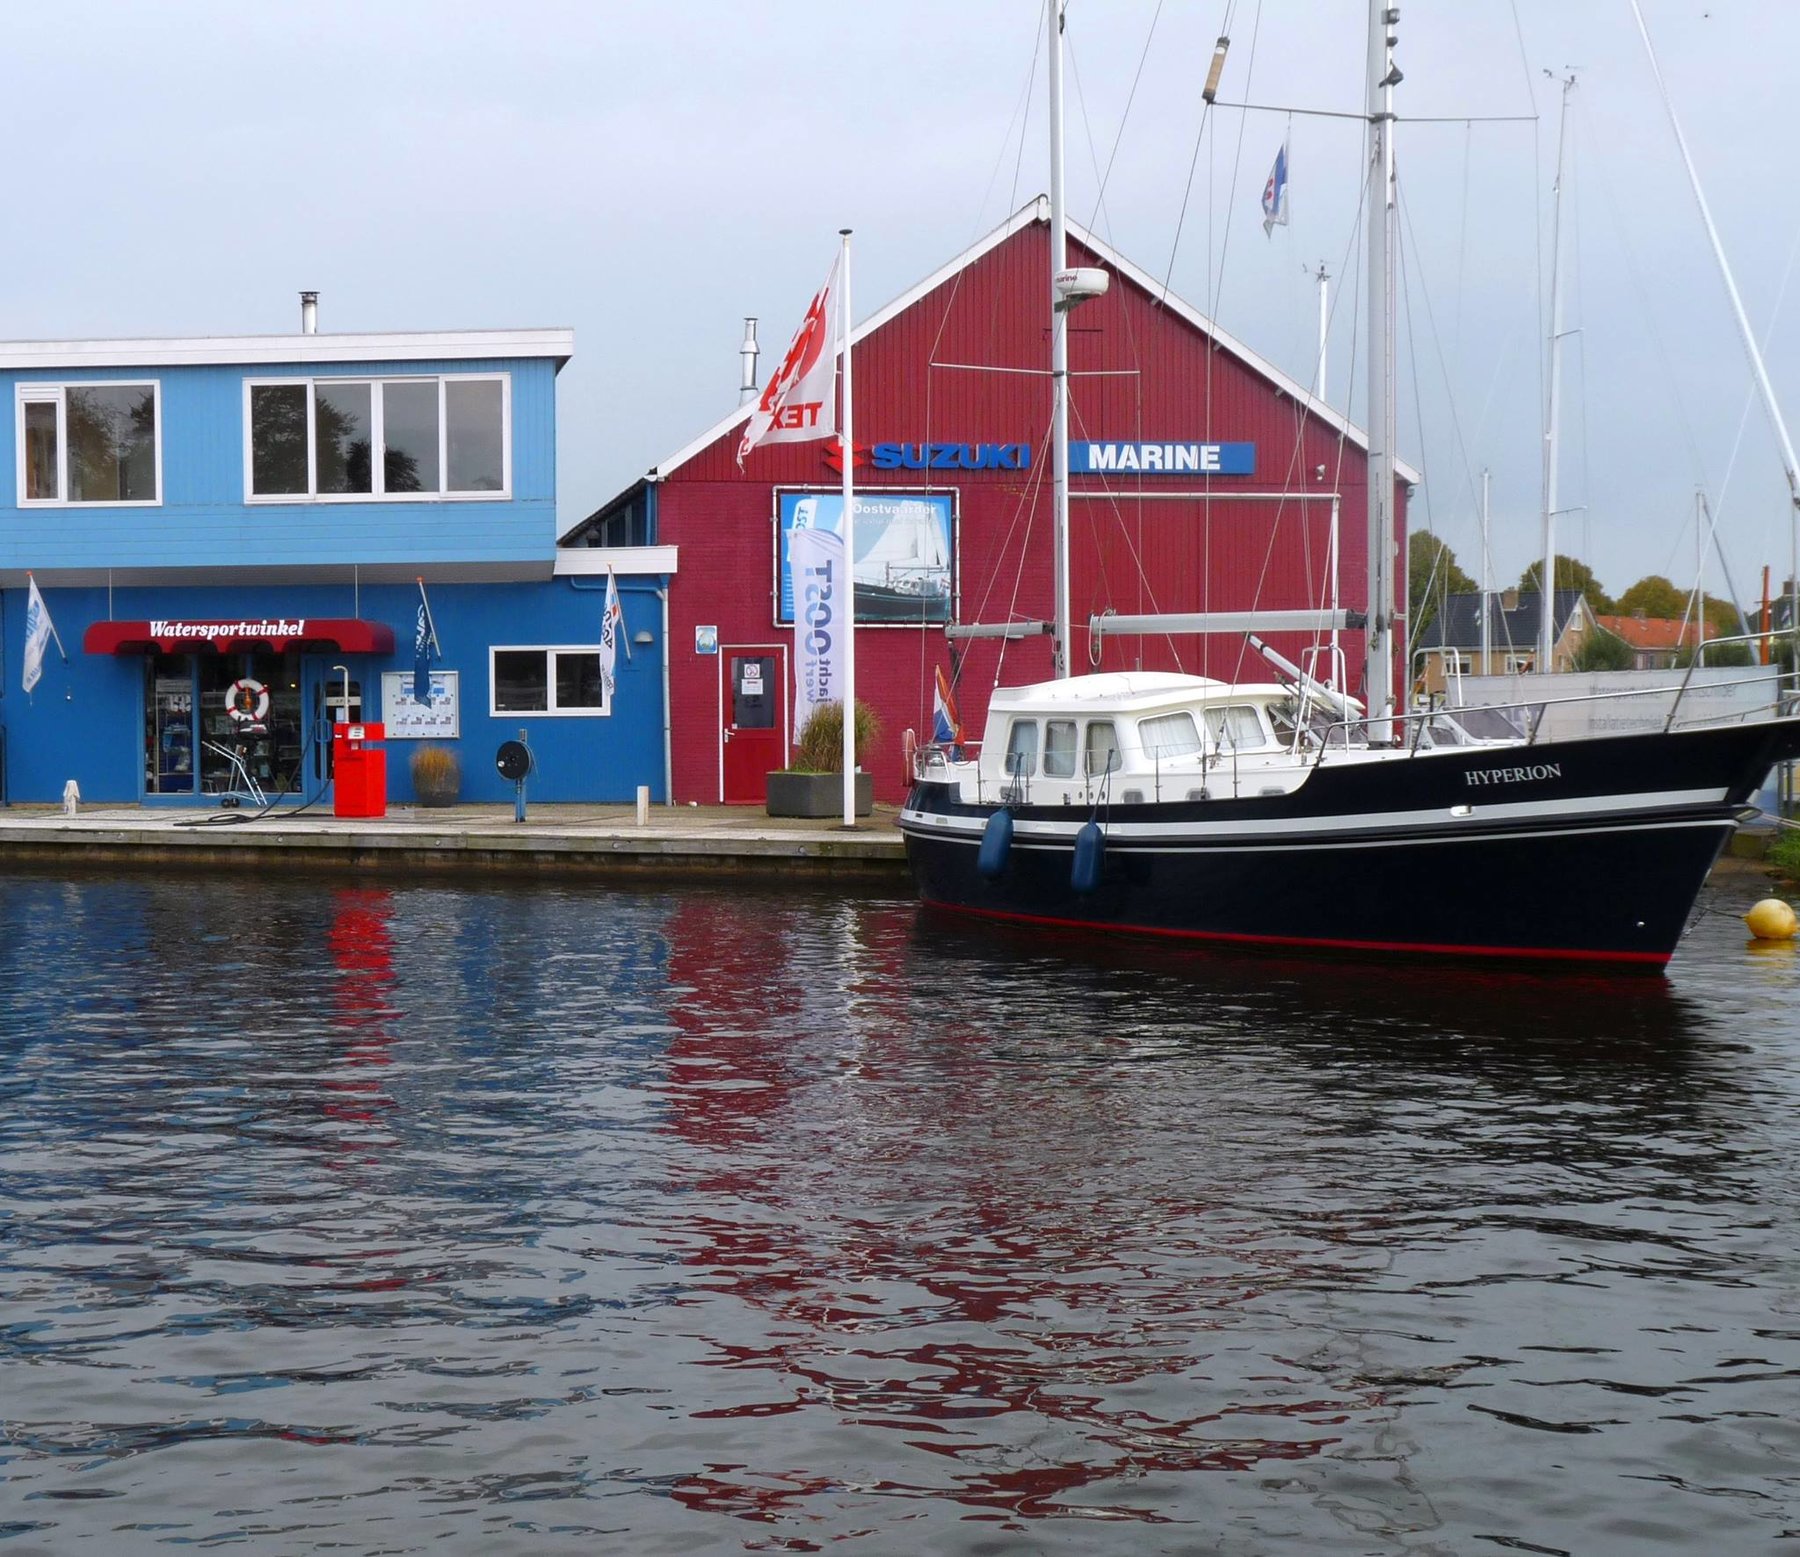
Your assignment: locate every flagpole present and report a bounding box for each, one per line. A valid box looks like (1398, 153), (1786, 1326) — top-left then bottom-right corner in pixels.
(838, 227), (856, 828)
(610, 566), (632, 662)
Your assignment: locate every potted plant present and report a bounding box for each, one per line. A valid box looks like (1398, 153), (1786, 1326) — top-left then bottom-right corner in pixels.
(767, 700), (880, 818)
(410, 744), (462, 807)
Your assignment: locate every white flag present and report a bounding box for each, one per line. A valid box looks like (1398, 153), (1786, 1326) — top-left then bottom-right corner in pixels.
(1261, 139), (1290, 236)
(737, 256), (841, 467)
(790, 511), (847, 740)
(598, 568), (625, 700)
(22, 578), (55, 696)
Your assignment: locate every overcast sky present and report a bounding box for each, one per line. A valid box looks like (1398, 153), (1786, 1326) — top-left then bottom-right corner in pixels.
(10, 2), (1797, 608)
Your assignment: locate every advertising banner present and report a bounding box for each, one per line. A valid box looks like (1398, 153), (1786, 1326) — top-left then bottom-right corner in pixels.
(776, 491), (954, 625)
(790, 522), (846, 740)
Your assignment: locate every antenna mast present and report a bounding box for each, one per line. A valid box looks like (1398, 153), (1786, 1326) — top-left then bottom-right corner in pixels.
(1540, 71), (1576, 675)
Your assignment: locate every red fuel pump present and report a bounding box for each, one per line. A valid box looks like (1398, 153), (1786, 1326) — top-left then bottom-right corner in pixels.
(332, 722), (387, 818)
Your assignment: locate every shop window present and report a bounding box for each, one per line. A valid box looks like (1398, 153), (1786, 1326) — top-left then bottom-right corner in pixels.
(246, 374), (508, 500)
(17, 382), (160, 504)
(490, 646), (607, 716)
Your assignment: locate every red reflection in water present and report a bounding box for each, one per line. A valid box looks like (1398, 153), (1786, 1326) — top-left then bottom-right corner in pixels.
(321, 886), (398, 1150)
(657, 897), (1355, 1527)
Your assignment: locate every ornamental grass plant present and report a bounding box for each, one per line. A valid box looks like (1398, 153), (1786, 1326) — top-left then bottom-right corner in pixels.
(791, 700), (881, 774)
(409, 743), (462, 805)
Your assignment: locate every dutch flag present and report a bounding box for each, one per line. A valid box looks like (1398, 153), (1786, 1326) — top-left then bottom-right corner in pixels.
(932, 666), (963, 747)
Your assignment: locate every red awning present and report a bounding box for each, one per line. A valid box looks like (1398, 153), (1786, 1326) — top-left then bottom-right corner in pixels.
(83, 618), (397, 656)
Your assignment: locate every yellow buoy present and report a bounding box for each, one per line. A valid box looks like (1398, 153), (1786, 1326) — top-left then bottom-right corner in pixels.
(1743, 898), (1799, 940)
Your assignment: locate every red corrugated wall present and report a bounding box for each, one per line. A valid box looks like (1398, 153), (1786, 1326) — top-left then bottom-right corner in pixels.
(658, 220), (1406, 804)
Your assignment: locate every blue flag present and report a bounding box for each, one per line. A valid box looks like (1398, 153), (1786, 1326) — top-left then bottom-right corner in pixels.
(412, 581), (437, 703)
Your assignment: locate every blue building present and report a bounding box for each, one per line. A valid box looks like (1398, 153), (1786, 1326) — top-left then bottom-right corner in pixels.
(1, 309), (675, 806)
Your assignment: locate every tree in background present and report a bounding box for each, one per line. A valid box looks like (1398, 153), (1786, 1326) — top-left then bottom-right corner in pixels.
(1572, 626), (1633, 672)
(1517, 555), (1614, 614)
(1617, 575), (1746, 639)
(1408, 531), (1476, 640)
(1615, 574), (1685, 619)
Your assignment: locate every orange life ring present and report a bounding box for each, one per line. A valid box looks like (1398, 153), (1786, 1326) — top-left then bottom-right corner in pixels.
(226, 678), (270, 724)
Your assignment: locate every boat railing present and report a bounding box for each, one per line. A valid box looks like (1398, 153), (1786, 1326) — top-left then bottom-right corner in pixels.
(1311, 658), (1789, 759)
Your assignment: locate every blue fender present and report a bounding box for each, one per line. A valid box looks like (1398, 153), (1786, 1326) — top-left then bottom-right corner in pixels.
(1071, 819), (1105, 894)
(977, 809), (1014, 878)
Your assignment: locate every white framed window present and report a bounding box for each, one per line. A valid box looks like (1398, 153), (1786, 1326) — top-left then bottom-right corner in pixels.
(1504, 654), (1535, 675)
(1004, 718), (1039, 777)
(244, 373), (510, 502)
(16, 382), (162, 505)
(1441, 652), (1472, 676)
(1139, 711), (1203, 759)
(489, 645), (608, 717)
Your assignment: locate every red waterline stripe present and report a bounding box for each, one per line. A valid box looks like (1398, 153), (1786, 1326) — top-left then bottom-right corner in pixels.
(923, 899), (1672, 967)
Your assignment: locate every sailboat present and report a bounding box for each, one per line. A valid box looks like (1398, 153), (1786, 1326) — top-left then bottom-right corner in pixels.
(898, 0), (1800, 968)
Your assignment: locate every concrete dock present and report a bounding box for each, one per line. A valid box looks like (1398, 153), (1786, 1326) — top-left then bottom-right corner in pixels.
(0, 801), (910, 881)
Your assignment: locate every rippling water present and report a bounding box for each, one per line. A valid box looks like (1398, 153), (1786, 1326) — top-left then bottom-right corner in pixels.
(2, 867), (1799, 1553)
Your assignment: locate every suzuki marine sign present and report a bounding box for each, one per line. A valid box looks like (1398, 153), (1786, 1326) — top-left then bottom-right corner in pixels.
(821, 439), (1255, 475)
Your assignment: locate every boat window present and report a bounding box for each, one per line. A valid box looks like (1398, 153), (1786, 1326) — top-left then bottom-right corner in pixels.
(1084, 720), (1121, 775)
(1044, 719), (1078, 777)
(1139, 711), (1202, 759)
(1203, 705), (1269, 750)
(1004, 719), (1039, 777)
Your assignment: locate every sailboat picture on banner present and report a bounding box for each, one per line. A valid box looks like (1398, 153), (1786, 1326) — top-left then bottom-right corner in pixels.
(897, 0), (1800, 969)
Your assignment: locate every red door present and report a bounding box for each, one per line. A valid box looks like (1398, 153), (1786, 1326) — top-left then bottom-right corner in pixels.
(721, 647), (786, 803)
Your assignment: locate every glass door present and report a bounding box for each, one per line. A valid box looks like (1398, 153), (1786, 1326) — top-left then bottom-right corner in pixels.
(144, 657), (196, 794)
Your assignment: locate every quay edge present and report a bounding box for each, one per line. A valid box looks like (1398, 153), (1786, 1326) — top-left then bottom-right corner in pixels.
(0, 805), (907, 885)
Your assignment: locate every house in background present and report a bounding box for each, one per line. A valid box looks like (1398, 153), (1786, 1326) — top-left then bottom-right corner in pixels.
(1, 303), (675, 807)
(1412, 587), (1593, 696)
(1592, 612), (1700, 671)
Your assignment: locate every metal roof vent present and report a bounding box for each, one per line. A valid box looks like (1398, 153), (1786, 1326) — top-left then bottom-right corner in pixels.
(300, 291), (319, 334)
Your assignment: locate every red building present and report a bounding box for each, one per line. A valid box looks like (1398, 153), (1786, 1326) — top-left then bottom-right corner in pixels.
(571, 201), (1411, 806)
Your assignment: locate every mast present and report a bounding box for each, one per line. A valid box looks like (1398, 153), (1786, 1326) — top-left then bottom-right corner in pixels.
(1315, 262), (1330, 404)
(1364, 1), (1400, 737)
(1480, 468), (1492, 676)
(838, 228), (857, 827)
(1540, 73), (1575, 675)
(1048, 0), (1072, 678)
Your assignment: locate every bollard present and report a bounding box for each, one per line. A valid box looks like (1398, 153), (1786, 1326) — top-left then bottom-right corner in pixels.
(636, 785), (650, 826)
(61, 779), (80, 817)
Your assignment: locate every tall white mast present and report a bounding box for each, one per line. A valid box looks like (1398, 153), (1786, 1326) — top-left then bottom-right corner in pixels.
(1480, 468), (1492, 675)
(1315, 263), (1330, 405)
(1048, 0), (1072, 678)
(1539, 73), (1575, 676)
(1364, 1), (1400, 738)
(838, 228), (857, 827)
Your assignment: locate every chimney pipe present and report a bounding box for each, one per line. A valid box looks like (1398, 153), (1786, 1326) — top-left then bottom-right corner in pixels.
(300, 291), (319, 334)
(738, 317), (760, 405)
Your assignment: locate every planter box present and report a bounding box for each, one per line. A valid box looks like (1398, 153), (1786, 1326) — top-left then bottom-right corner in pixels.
(766, 770), (873, 819)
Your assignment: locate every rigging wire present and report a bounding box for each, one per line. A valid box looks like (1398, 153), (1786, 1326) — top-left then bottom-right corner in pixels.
(1160, 1), (1235, 308)
(1079, 0), (1163, 232)
(916, 1), (1047, 732)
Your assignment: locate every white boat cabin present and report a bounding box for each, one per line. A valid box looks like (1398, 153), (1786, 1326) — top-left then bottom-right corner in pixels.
(930, 672), (1331, 807)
